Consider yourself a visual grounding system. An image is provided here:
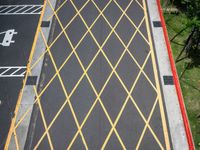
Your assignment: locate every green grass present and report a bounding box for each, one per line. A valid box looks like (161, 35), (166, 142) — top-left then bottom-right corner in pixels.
(164, 13), (200, 149)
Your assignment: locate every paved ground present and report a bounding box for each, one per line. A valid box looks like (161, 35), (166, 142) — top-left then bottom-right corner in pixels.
(23, 0), (172, 149)
(3, 0), (191, 149)
(0, 1), (43, 148)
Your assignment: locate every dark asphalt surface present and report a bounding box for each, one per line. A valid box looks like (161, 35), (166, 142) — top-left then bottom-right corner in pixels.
(0, 0), (43, 5)
(0, 1), (43, 149)
(25, 0), (172, 149)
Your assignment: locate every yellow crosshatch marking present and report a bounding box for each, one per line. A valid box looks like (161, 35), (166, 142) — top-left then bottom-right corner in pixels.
(5, 0), (171, 149)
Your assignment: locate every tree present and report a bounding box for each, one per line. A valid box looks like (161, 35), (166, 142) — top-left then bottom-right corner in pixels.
(172, 0), (200, 75)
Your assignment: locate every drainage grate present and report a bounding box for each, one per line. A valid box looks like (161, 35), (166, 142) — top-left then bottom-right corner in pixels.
(26, 76), (38, 85)
(41, 21), (50, 27)
(153, 21), (162, 27)
(163, 75), (174, 85)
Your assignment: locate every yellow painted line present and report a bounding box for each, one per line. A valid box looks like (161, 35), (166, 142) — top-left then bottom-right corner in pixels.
(8, 0), (112, 148)
(114, 0), (149, 45)
(37, 1), (89, 148)
(70, 0), (136, 148)
(143, 0), (171, 149)
(16, 0), (99, 129)
(72, 0), (163, 148)
(34, 0), (116, 147)
(102, 51), (151, 149)
(113, 0), (147, 41)
(31, 0), (89, 70)
(35, 0), (133, 148)
(48, 0), (125, 148)
(34, 90), (54, 150)
(91, 2), (164, 147)
(126, 48), (157, 92)
(9, 1), (171, 149)
(71, 0), (163, 148)
(36, 1), (92, 149)
(4, 1), (47, 149)
(135, 0), (144, 10)
(128, 84), (164, 149)
(47, 0), (68, 21)
(13, 130), (19, 150)
(136, 97), (159, 149)
(97, 1), (164, 147)
(17, 12), (103, 142)
(93, 0), (157, 93)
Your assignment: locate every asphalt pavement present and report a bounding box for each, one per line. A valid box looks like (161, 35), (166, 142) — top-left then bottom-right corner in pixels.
(0, 0), (43, 148)
(22, 0), (172, 149)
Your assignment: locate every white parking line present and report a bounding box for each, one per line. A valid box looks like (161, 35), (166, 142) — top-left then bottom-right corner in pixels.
(0, 66), (26, 77)
(0, 5), (43, 15)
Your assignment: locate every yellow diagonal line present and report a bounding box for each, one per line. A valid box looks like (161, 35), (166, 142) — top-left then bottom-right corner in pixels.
(47, 0), (68, 21)
(69, 1), (136, 148)
(143, 0), (171, 149)
(69, 0), (136, 148)
(39, 14), (89, 149)
(9, 0), (169, 149)
(31, 0), (90, 70)
(117, 66), (164, 149)
(14, 2), (113, 146)
(15, 0), (105, 130)
(50, 0), (125, 148)
(37, 0), (118, 148)
(114, 0), (149, 45)
(34, 93), (54, 150)
(68, 33), (129, 149)
(69, 0), (138, 148)
(93, 1), (157, 93)
(91, 1), (164, 148)
(13, 130), (19, 150)
(126, 49), (157, 92)
(136, 97), (159, 149)
(135, 0), (144, 10)
(28, 61), (54, 149)
(21, 64), (54, 150)
(4, 1), (47, 149)
(102, 52), (151, 149)
(34, 0), (114, 147)
(71, 0), (163, 148)
(7, 0), (109, 148)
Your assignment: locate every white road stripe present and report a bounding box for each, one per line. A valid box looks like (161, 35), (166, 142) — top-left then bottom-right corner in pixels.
(0, 68), (11, 75)
(15, 6), (26, 13)
(23, 6), (35, 13)
(0, 5), (43, 15)
(0, 6), (11, 13)
(6, 6), (19, 13)
(10, 68), (21, 75)
(31, 6), (43, 13)
(0, 66), (26, 77)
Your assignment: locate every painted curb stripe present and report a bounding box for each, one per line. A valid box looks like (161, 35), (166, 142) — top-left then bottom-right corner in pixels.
(156, 0), (195, 149)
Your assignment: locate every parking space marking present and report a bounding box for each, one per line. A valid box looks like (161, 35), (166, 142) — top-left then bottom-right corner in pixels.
(0, 66), (26, 77)
(4, 1), (47, 149)
(0, 29), (17, 47)
(0, 5), (43, 15)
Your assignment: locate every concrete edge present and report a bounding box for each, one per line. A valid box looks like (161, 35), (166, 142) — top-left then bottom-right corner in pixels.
(147, 0), (189, 150)
(8, 0), (57, 149)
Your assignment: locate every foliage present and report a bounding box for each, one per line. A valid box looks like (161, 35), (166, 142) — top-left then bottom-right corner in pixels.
(174, 0), (200, 27)
(164, 13), (200, 149)
(163, 1), (200, 148)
